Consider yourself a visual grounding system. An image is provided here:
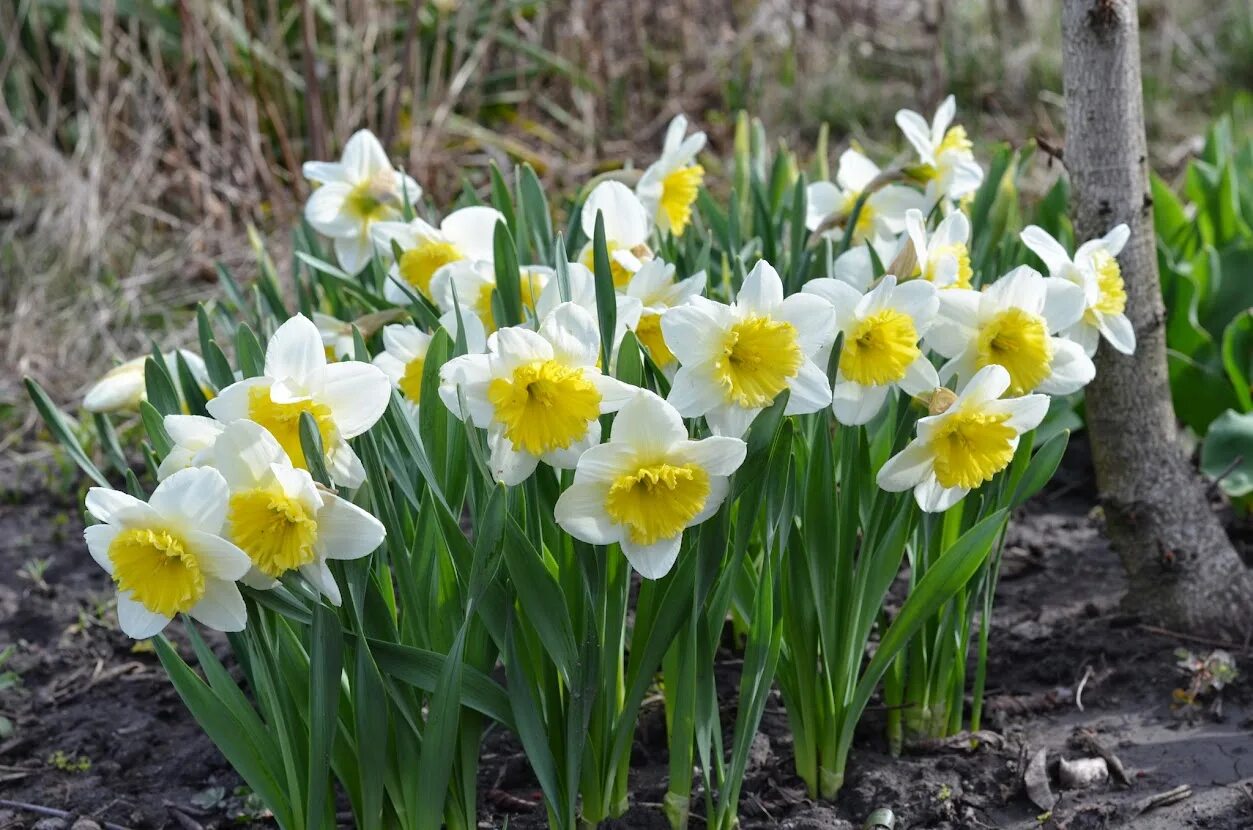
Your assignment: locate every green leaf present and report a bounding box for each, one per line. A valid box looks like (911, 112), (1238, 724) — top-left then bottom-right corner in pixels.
(590, 211), (617, 369)
(1221, 309), (1253, 413)
(1201, 410), (1253, 497)
(155, 636), (295, 827)
(235, 324), (267, 378)
(140, 401), (173, 458)
(144, 357), (182, 417)
(306, 605), (343, 830)
(24, 378), (109, 488)
(299, 412), (333, 487)
(175, 352), (210, 417)
(501, 519), (578, 683)
(493, 220), (523, 329)
(368, 640), (515, 730)
(838, 510), (1007, 764)
(1011, 430), (1070, 508)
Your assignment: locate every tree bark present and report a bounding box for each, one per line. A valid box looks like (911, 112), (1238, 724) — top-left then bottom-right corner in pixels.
(1062, 0), (1253, 639)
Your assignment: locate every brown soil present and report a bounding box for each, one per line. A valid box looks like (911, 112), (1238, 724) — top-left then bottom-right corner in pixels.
(2, 443), (1251, 830)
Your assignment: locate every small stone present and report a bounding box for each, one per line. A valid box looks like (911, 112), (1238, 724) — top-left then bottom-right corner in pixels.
(31, 819), (68, 830)
(71, 820), (103, 830)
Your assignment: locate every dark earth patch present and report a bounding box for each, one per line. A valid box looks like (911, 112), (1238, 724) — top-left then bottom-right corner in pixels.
(2, 443), (1250, 829)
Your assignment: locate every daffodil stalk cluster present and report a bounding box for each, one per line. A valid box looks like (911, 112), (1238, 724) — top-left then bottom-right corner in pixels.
(29, 99), (1136, 830)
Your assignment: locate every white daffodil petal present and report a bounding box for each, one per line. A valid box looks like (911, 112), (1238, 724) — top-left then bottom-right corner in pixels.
(621, 534), (683, 581)
(316, 494), (386, 560)
(737, 261), (785, 314)
(915, 478), (968, 513)
(678, 436), (748, 477)
(667, 362), (728, 419)
(1042, 278), (1088, 333)
(877, 439), (934, 491)
(319, 361), (391, 438)
(785, 360), (834, 415)
(116, 594), (172, 639)
(265, 314), (327, 384)
(554, 482), (621, 546)
(1099, 313), (1136, 355)
(186, 530), (253, 581)
(84, 523), (120, 574)
(1038, 338), (1095, 395)
(149, 467), (230, 535)
(1020, 226), (1073, 276)
(832, 380), (890, 426)
(188, 579), (247, 632)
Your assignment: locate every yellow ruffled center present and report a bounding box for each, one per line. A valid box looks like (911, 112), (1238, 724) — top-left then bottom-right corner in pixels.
(604, 461), (711, 545)
(474, 269), (545, 333)
(345, 171), (403, 223)
(923, 243), (973, 289)
(399, 355), (426, 403)
(399, 240), (463, 298)
(580, 242), (651, 289)
(487, 360), (601, 455)
(840, 190), (877, 242)
(247, 387), (336, 470)
(1087, 250), (1127, 320)
(840, 308), (920, 386)
(635, 312), (674, 368)
(975, 308), (1053, 396)
(714, 316), (803, 408)
(660, 164), (704, 237)
(929, 407), (1016, 489)
(110, 527), (204, 617)
(229, 487), (319, 578)
(938, 126), (973, 158)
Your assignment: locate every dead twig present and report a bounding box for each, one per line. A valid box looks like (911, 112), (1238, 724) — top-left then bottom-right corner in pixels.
(0, 799), (133, 830)
(1139, 624), (1250, 653)
(1123, 784), (1192, 821)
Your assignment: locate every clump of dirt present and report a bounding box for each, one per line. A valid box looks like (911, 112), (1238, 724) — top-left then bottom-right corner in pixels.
(2, 444), (1251, 829)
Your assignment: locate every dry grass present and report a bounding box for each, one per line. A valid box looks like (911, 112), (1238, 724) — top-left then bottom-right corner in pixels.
(1, 0), (1250, 428)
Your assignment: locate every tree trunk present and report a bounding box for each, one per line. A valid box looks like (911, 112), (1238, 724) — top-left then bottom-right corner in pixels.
(1062, 0), (1253, 639)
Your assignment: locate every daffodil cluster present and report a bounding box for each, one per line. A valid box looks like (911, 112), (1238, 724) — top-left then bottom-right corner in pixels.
(55, 104), (1141, 829)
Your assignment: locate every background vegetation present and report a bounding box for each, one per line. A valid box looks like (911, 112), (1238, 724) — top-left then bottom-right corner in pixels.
(3, 0), (1252, 475)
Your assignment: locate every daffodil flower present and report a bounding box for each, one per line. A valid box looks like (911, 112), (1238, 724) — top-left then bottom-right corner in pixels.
(578, 181), (654, 289)
(636, 114), (707, 237)
(662, 260), (835, 437)
(438, 302), (636, 485)
(313, 313), (358, 361)
(1020, 224), (1135, 356)
(372, 323), (434, 415)
(83, 467), (251, 638)
(804, 275), (940, 425)
(373, 206), (505, 303)
(83, 350), (209, 414)
(210, 420), (385, 606)
(904, 208), (974, 289)
(877, 364), (1048, 511)
(806, 148), (925, 245)
(303, 129), (421, 275)
(208, 314), (391, 488)
(431, 259), (552, 333)
(895, 96), (984, 203)
(926, 266), (1094, 397)
(533, 262), (643, 358)
(623, 259), (706, 374)
(554, 390), (746, 579)
(158, 415), (225, 480)
(368, 315), (486, 416)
